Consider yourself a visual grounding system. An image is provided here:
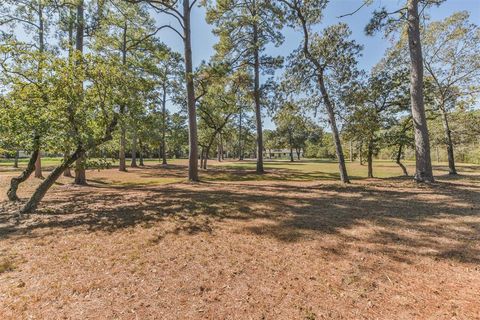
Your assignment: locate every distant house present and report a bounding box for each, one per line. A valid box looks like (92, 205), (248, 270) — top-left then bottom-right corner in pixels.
(263, 148), (304, 159)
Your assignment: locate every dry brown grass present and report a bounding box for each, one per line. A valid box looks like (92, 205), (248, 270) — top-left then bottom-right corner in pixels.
(0, 162), (479, 319)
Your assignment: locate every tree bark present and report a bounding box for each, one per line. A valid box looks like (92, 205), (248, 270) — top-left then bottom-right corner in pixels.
(200, 147), (205, 169)
(238, 107), (244, 160)
(440, 108), (457, 174)
(161, 82), (168, 165)
(396, 144), (409, 176)
(74, 150), (87, 185)
(367, 139), (374, 178)
(217, 133), (223, 162)
(74, 0), (87, 184)
(34, 152), (43, 179)
(118, 20), (128, 172)
(119, 126), (127, 171)
(183, 0), (199, 181)
(203, 147), (210, 169)
(252, 10), (264, 174)
(8, 148), (39, 201)
(139, 139), (144, 166)
(293, 3), (349, 183)
(407, 0), (434, 182)
(13, 150), (19, 168)
(349, 140), (354, 162)
(21, 147), (83, 214)
(359, 142), (363, 165)
(63, 149), (73, 177)
(317, 76), (350, 183)
(131, 129), (138, 168)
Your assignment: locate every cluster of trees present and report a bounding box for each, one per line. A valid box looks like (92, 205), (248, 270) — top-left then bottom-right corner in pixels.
(0, 0), (478, 213)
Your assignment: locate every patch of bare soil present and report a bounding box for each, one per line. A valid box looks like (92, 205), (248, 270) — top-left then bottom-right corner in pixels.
(0, 167), (479, 319)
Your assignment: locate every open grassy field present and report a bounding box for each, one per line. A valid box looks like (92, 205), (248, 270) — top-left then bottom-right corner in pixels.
(0, 159), (479, 319)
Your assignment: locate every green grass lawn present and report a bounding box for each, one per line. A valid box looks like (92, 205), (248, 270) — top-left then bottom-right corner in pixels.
(2, 156), (478, 182)
(0, 157), (63, 168)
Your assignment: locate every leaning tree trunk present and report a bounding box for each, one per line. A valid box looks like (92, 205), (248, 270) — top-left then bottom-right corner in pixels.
(8, 149), (40, 201)
(183, 0), (199, 182)
(21, 147), (84, 214)
(317, 75), (350, 183)
(407, 0), (434, 183)
(396, 144), (409, 176)
(440, 108), (457, 175)
(367, 139), (374, 178)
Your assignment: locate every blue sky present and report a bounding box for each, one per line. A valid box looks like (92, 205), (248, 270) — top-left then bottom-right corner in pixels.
(155, 0), (480, 128)
(3, 1), (479, 129)
(161, 0), (480, 69)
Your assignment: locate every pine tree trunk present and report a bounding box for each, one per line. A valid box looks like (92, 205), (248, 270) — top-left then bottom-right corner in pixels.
(295, 4), (349, 183)
(34, 3), (44, 181)
(367, 139), (374, 178)
(440, 108), (457, 174)
(238, 108), (244, 160)
(139, 139), (144, 166)
(183, 0), (199, 181)
(253, 16), (264, 174)
(161, 83), (168, 165)
(21, 147), (83, 214)
(317, 75), (350, 183)
(359, 143), (363, 166)
(74, 0), (86, 184)
(119, 19), (128, 172)
(131, 130), (138, 168)
(407, 0), (434, 182)
(119, 126), (127, 171)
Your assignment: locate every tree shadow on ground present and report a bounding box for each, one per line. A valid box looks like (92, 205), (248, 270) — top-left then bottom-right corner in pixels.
(0, 171), (479, 265)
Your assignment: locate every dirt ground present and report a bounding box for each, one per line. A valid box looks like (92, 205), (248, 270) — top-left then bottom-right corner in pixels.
(0, 162), (479, 319)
